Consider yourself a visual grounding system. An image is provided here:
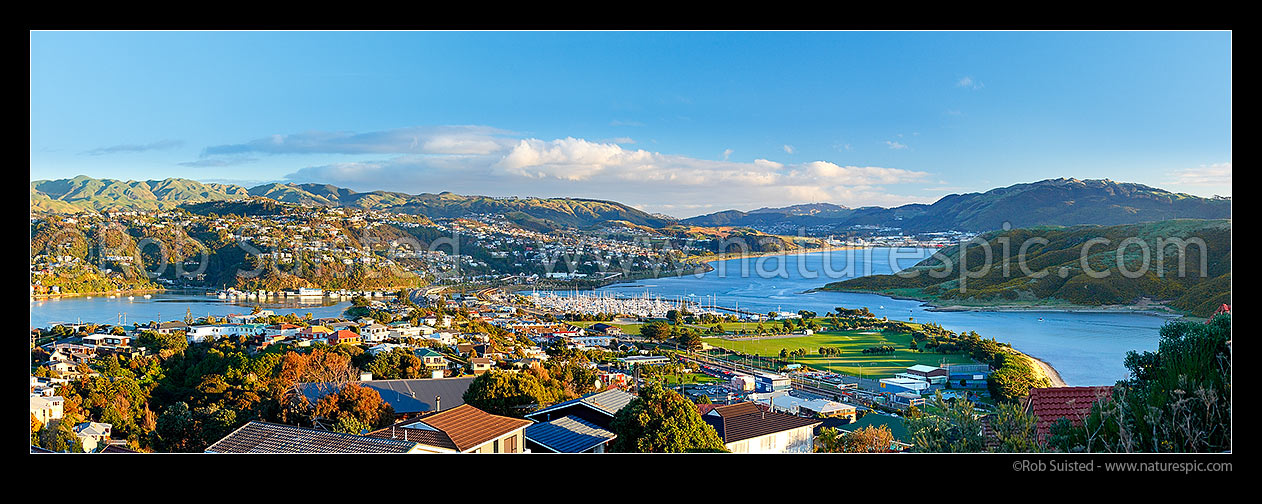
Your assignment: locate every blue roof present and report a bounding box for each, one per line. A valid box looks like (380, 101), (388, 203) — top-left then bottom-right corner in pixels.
(524, 416), (616, 453)
(299, 377), (474, 415)
(525, 389), (637, 419)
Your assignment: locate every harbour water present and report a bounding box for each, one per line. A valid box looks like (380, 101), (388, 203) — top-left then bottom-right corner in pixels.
(29, 249), (1172, 386)
(30, 290), (354, 329)
(592, 248), (1169, 386)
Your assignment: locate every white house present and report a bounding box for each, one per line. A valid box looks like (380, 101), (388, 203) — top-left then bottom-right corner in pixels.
(425, 331), (458, 346)
(702, 402), (820, 454)
(228, 310), (274, 324)
(73, 422), (112, 452)
(186, 324), (265, 343)
(31, 395), (64, 424)
(361, 324), (392, 343)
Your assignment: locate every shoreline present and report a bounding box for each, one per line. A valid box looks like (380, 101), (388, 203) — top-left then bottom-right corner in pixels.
(688, 244), (866, 265)
(31, 286), (165, 300)
(1025, 353), (1068, 388)
(817, 288), (1186, 319)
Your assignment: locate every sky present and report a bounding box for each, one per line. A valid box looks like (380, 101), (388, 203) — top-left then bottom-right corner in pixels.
(30, 31), (1232, 218)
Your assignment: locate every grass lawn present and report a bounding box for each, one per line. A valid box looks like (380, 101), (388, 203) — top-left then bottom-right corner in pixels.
(700, 329), (976, 379)
(659, 372), (723, 386)
(567, 320), (644, 336)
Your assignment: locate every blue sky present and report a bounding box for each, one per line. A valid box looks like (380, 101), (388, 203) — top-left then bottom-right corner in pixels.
(30, 31), (1231, 217)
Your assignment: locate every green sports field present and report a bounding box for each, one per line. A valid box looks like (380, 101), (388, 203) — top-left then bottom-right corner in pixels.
(700, 329), (977, 378)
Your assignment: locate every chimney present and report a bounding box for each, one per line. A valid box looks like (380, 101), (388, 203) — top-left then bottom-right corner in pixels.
(436, 396), (441, 412)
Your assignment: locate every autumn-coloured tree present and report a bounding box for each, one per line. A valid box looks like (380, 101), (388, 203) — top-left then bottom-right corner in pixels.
(313, 383), (395, 432)
(815, 425), (895, 453)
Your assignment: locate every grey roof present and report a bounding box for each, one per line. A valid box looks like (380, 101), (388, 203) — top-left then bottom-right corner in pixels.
(298, 377), (475, 415)
(526, 389), (637, 420)
(206, 421), (419, 454)
(524, 415), (617, 453)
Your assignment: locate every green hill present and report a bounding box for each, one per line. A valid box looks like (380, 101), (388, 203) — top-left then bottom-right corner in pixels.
(32, 176), (674, 230)
(822, 219), (1231, 317)
(685, 178), (1231, 232)
(30, 176), (250, 212)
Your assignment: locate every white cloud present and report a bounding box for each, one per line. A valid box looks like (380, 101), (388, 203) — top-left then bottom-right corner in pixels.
(783, 144), (795, 154)
(1169, 162), (1232, 186)
(956, 76), (984, 90)
(273, 130), (936, 216)
(885, 140), (908, 150)
(722, 148), (734, 160)
(200, 126), (513, 158)
(83, 139), (183, 156)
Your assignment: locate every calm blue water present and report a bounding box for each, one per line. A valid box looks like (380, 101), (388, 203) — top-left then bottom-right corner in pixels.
(30, 249), (1172, 385)
(594, 248), (1170, 386)
(29, 291), (354, 328)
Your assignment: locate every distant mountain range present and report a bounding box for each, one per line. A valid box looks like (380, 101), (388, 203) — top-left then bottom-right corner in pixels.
(31, 176), (674, 231)
(683, 178), (1231, 232)
(32, 176), (1230, 233)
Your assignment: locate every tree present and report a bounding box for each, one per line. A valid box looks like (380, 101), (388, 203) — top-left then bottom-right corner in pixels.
(676, 330), (703, 352)
(640, 322), (672, 342)
(666, 310), (682, 325)
(815, 425), (895, 453)
(609, 383), (727, 453)
(462, 370), (557, 417)
(38, 420), (85, 453)
(905, 390), (985, 452)
(989, 402), (1042, 452)
(313, 383), (395, 430)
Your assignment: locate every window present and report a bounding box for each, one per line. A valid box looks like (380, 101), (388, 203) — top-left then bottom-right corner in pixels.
(505, 435), (517, 453)
(493, 439), (499, 453)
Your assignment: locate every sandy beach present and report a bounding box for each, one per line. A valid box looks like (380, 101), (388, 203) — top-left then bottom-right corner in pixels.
(1026, 354), (1068, 387)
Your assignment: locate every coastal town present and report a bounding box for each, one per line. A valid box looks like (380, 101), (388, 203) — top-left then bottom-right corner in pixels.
(30, 29), (1231, 466)
(29, 271), (1232, 454)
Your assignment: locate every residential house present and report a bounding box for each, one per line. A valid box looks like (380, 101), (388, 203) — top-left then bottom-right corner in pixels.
(360, 323), (391, 343)
(700, 402), (821, 453)
(227, 310), (274, 324)
(265, 323), (302, 339)
(206, 421), (426, 454)
(1025, 386), (1114, 443)
(153, 321), (188, 335)
(415, 348), (448, 371)
(80, 334), (131, 352)
(524, 415), (617, 453)
(326, 329), (362, 346)
(31, 395), (64, 424)
(524, 389), (637, 430)
(299, 376), (476, 417)
(366, 404), (532, 453)
(73, 422), (112, 452)
(470, 357), (494, 375)
(186, 323), (265, 343)
(299, 325), (333, 341)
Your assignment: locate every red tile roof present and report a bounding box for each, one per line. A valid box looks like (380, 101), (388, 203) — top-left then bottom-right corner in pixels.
(1026, 386), (1113, 441)
(367, 404), (531, 452)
